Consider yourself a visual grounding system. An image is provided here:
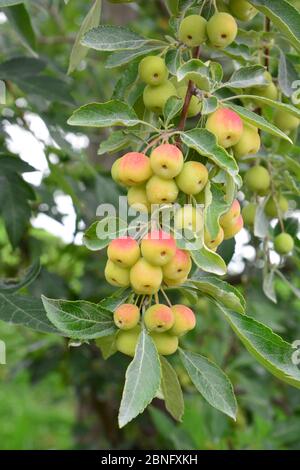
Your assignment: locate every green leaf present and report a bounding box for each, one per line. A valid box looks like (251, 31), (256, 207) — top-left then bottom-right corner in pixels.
(187, 275), (245, 314)
(82, 25), (148, 51)
(222, 65), (267, 89)
(98, 288), (130, 311)
(160, 356), (184, 422)
(41, 296), (116, 340)
(68, 0), (102, 74)
(0, 260), (40, 294)
(95, 334), (117, 360)
(0, 57), (45, 79)
(0, 154), (36, 173)
(201, 96), (218, 115)
(164, 96), (183, 125)
(249, 0), (300, 52)
(278, 49), (299, 98)
(83, 217), (128, 251)
(227, 103), (293, 143)
(191, 248), (227, 276)
(180, 129), (240, 185)
(179, 349), (237, 420)
(0, 0), (23, 5)
(106, 44), (163, 68)
(4, 4), (36, 53)
(219, 304), (300, 389)
(0, 294), (60, 334)
(112, 60), (139, 101)
(118, 329), (161, 428)
(165, 48), (181, 76)
(204, 182), (229, 240)
(0, 172), (35, 247)
(177, 59), (210, 91)
(15, 76), (74, 106)
(98, 131), (130, 155)
(234, 95), (300, 119)
(68, 100), (140, 128)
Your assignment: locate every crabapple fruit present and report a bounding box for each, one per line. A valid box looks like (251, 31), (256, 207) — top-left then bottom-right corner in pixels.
(146, 175), (179, 204)
(150, 331), (179, 355)
(144, 304), (174, 332)
(169, 305), (196, 336)
(130, 258), (163, 295)
(229, 0), (258, 21)
(222, 215), (244, 240)
(127, 185), (151, 213)
(141, 230), (176, 266)
(150, 143), (184, 179)
(206, 108), (243, 148)
(114, 304), (140, 330)
(274, 233), (294, 255)
(233, 123), (261, 159)
(174, 206), (203, 233)
(162, 248), (192, 281)
(220, 199), (241, 227)
(265, 195), (289, 218)
(242, 203), (257, 226)
(244, 165), (270, 194)
(206, 13), (238, 49)
(104, 260), (130, 287)
(111, 158), (122, 184)
(143, 80), (177, 114)
(178, 14), (207, 47)
(116, 325), (141, 357)
(177, 86), (202, 117)
(107, 236), (140, 268)
(163, 276), (188, 287)
(118, 152), (152, 186)
(204, 227), (224, 251)
(139, 55), (168, 86)
(274, 110), (299, 132)
(175, 161), (209, 195)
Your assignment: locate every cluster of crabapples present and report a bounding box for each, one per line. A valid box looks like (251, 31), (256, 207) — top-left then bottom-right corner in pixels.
(105, 230), (195, 356)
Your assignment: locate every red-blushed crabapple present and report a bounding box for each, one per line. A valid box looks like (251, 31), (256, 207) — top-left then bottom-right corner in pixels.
(104, 260), (130, 287)
(130, 258), (163, 295)
(114, 304), (140, 330)
(206, 108), (243, 148)
(274, 110), (299, 132)
(107, 236), (140, 268)
(118, 152), (152, 186)
(222, 215), (244, 240)
(206, 12), (238, 49)
(204, 227), (224, 251)
(242, 203), (257, 226)
(116, 325), (141, 357)
(144, 304), (175, 332)
(141, 229), (176, 266)
(178, 14), (207, 47)
(233, 123), (261, 159)
(162, 248), (192, 281)
(150, 143), (184, 179)
(169, 305), (196, 336)
(143, 80), (177, 114)
(175, 161), (209, 195)
(127, 185), (151, 213)
(139, 55), (168, 86)
(244, 165), (271, 194)
(146, 175), (179, 204)
(220, 199), (241, 227)
(150, 331), (179, 355)
(229, 0), (258, 21)
(265, 196), (289, 218)
(174, 206), (203, 233)
(274, 233), (294, 255)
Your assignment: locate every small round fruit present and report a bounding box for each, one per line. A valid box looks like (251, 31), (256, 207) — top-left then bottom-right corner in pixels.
(144, 304), (174, 332)
(206, 12), (238, 49)
(176, 161), (209, 195)
(233, 124), (261, 159)
(265, 196), (289, 218)
(222, 215), (244, 240)
(252, 82), (278, 101)
(274, 233), (294, 255)
(178, 15), (207, 47)
(111, 158), (122, 184)
(143, 80), (177, 114)
(244, 166), (271, 194)
(118, 152), (152, 186)
(242, 203), (257, 226)
(150, 331), (179, 355)
(177, 86), (202, 117)
(139, 55), (168, 86)
(114, 304), (140, 330)
(174, 206), (203, 233)
(130, 258), (163, 295)
(107, 236), (140, 268)
(163, 276), (188, 287)
(141, 230), (176, 266)
(169, 305), (196, 336)
(204, 227), (224, 250)
(206, 108), (243, 148)
(162, 248), (192, 281)
(220, 200), (241, 227)
(146, 175), (179, 204)
(150, 144), (184, 179)
(127, 185), (151, 213)
(274, 110), (300, 132)
(229, 0), (258, 21)
(104, 260), (130, 287)
(116, 326), (141, 357)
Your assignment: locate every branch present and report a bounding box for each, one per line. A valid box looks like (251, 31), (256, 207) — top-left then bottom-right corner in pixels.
(264, 17), (271, 70)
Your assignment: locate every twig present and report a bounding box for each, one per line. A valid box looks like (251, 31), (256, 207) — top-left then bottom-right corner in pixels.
(264, 17), (271, 70)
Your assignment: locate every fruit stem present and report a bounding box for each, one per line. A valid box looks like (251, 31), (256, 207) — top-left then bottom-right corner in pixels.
(154, 292), (159, 304)
(160, 287), (172, 307)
